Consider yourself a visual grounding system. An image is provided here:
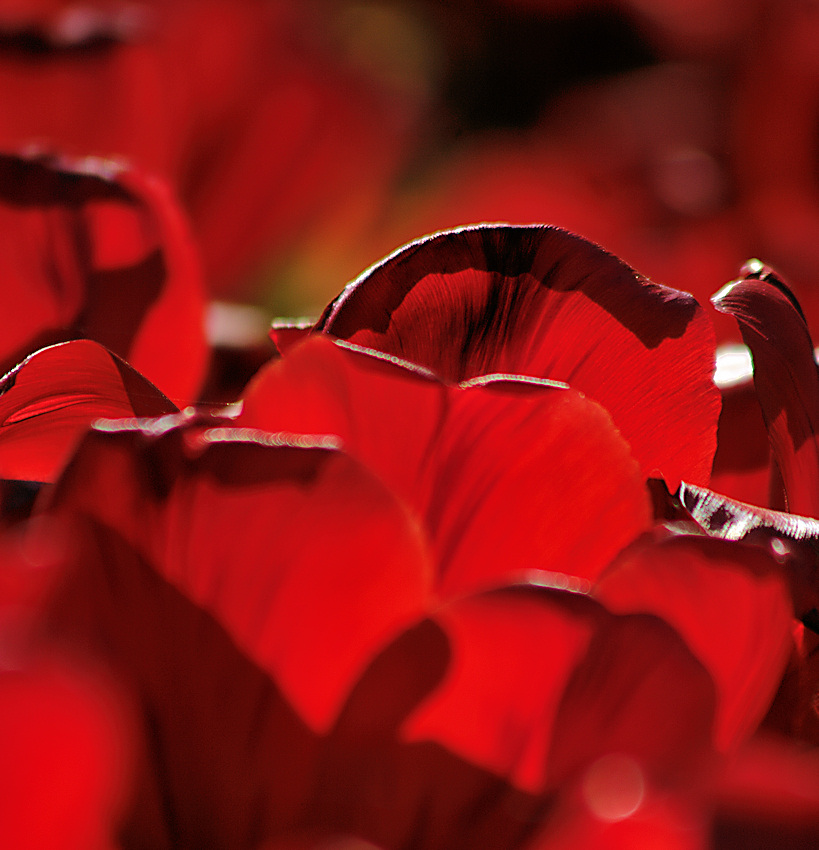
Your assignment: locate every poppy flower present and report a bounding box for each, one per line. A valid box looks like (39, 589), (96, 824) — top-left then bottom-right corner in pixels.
(0, 0), (424, 295)
(0, 149), (206, 405)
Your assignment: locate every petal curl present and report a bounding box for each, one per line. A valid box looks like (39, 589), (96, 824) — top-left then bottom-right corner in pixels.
(712, 262), (819, 516)
(317, 224), (720, 487)
(0, 152), (207, 404)
(0, 340), (176, 483)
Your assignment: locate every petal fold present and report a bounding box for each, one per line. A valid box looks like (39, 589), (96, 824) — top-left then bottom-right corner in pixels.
(0, 340), (176, 483)
(712, 262), (819, 516)
(317, 224), (720, 487)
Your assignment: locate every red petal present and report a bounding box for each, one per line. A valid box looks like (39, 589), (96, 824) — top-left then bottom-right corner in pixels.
(50, 423), (433, 734)
(44, 423), (433, 846)
(595, 528), (794, 750)
(0, 657), (133, 850)
(0, 340), (176, 483)
(317, 224), (720, 488)
(269, 320), (316, 355)
(712, 263), (819, 517)
(0, 152), (207, 405)
(710, 374), (774, 508)
(239, 335), (446, 509)
(315, 585), (713, 848)
(400, 586), (715, 795)
(241, 337), (652, 594)
(426, 376), (652, 595)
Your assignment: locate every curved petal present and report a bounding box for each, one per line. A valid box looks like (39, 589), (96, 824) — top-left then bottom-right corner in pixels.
(427, 376), (652, 595)
(240, 336), (652, 594)
(399, 586), (715, 795)
(710, 372), (774, 508)
(48, 422), (433, 735)
(317, 224), (720, 488)
(0, 340), (176, 483)
(316, 585), (714, 849)
(595, 527), (794, 750)
(0, 657), (133, 850)
(43, 421), (433, 847)
(0, 151), (207, 405)
(239, 335), (446, 510)
(712, 261), (819, 517)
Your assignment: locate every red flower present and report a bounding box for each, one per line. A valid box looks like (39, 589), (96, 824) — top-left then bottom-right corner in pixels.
(0, 222), (804, 846)
(0, 150), (206, 405)
(32, 413), (717, 848)
(0, 0), (423, 295)
(305, 223), (721, 490)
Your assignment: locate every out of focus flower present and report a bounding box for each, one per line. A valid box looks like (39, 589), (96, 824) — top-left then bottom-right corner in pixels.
(0, 0), (426, 296)
(0, 150), (206, 405)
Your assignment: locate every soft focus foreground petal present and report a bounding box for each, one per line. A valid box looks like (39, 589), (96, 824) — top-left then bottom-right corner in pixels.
(709, 735), (819, 848)
(400, 587), (715, 797)
(712, 263), (819, 516)
(595, 529), (793, 751)
(317, 224), (720, 487)
(0, 152), (207, 405)
(315, 586), (714, 849)
(240, 337), (651, 593)
(0, 340), (176, 483)
(0, 657), (133, 850)
(525, 784), (706, 850)
(44, 423), (432, 846)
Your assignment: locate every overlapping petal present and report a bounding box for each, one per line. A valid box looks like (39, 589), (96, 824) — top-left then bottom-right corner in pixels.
(37, 421), (716, 847)
(712, 261), (819, 516)
(595, 527), (794, 751)
(0, 339), (175, 483)
(316, 224), (720, 487)
(0, 151), (206, 404)
(47, 420), (433, 735)
(240, 335), (652, 592)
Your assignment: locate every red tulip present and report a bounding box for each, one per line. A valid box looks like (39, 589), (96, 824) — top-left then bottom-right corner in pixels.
(34, 415), (716, 848)
(309, 224), (720, 490)
(0, 150), (206, 405)
(0, 0), (422, 295)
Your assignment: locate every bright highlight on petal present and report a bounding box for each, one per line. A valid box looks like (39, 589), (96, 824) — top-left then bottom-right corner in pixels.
(582, 754), (646, 822)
